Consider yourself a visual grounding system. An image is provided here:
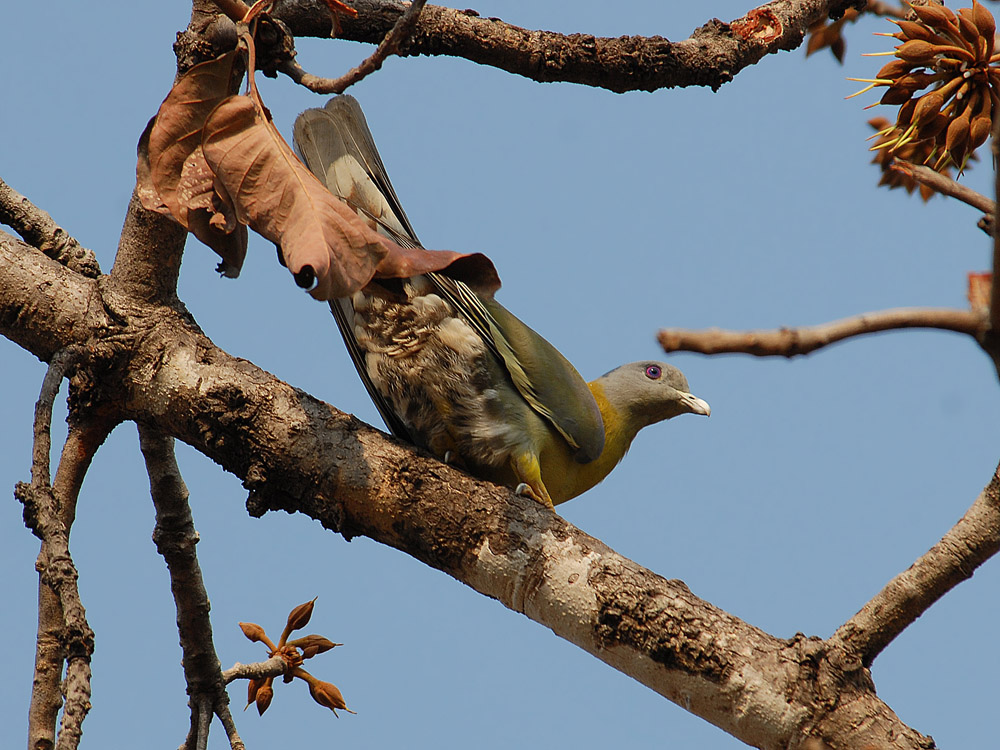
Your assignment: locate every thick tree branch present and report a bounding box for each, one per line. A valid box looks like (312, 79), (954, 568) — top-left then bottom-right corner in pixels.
(278, 0), (426, 93)
(0, 233), (937, 750)
(0, 177), (100, 278)
(139, 427), (244, 750)
(272, 0), (859, 93)
(831, 461), (1000, 666)
(658, 307), (986, 357)
(108, 190), (189, 305)
(0, 230), (110, 363)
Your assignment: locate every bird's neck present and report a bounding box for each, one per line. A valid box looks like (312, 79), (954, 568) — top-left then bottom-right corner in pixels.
(568, 381), (643, 489)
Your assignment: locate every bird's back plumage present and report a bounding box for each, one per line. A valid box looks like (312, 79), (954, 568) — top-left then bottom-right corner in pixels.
(293, 96), (608, 504)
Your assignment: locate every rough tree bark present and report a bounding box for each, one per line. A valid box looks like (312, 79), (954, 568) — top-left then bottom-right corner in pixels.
(2, 2), (997, 749)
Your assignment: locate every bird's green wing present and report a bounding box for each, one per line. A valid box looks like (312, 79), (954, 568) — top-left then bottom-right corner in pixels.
(426, 274), (605, 464)
(293, 95), (420, 248)
(296, 96), (418, 440)
(295, 95), (605, 462)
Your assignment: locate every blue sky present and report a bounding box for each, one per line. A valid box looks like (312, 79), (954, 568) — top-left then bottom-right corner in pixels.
(2, 2), (997, 748)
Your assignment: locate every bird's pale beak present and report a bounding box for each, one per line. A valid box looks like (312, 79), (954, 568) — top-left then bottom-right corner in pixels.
(680, 393), (711, 417)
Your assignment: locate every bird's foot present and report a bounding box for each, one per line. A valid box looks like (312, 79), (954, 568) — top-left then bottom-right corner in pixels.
(514, 482), (553, 508)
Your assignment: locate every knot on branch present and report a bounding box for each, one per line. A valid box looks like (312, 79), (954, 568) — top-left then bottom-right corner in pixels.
(14, 480), (44, 539)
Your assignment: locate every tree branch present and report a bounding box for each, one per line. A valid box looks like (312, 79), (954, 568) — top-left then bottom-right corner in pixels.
(139, 427), (244, 750)
(18, 350), (113, 750)
(222, 656), (287, 684)
(889, 159), (995, 217)
(278, 0), (426, 93)
(831, 460), (1000, 666)
(0, 231), (936, 749)
(658, 307), (986, 357)
(108, 190), (189, 305)
(0, 177), (100, 278)
(989, 116), (1000, 358)
(272, 0), (859, 93)
(0, 230), (107, 363)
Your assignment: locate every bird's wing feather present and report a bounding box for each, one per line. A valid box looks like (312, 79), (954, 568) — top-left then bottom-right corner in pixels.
(425, 274), (604, 462)
(293, 96), (420, 247)
(294, 95), (604, 461)
(296, 97), (418, 439)
(328, 297), (416, 441)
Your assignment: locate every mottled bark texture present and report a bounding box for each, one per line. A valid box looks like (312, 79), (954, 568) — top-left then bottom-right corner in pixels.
(267, 0), (862, 93)
(1, 229), (940, 749)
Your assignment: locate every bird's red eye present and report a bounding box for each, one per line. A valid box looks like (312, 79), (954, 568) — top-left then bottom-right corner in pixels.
(645, 365), (662, 380)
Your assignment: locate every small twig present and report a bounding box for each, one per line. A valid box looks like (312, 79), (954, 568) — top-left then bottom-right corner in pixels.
(279, 0), (427, 94)
(890, 159), (996, 215)
(831, 461), (1000, 665)
(0, 177), (100, 277)
(658, 307), (985, 357)
(19, 348), (108, 750)
(138, 426), (245, 750)
(222, 656), (288, 684)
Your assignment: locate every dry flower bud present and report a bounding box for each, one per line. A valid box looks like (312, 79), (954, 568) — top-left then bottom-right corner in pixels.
(945, 109), (972, 155)
(877, 59), (913, 81)
(285, 598), (316, 634)
(291, 634), (341, 658)
(957, 11), (980, 45)
(912, 3), (956, 29)
(895, 39), (938, 64)
(969, 114), (992, 149)
(912, 90), (945, 123)
(256, 684), (274, 715)
(309, 679), (351, 714)
(239, 622), (268, 643)
(894, 20), (932, 42)
(246, 677), (261, 709)
(973, 1), (996, 47)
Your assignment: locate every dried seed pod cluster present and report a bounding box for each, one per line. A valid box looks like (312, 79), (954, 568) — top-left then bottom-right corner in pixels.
(239, 598), (353, 717)
(851, 1), (998, 173)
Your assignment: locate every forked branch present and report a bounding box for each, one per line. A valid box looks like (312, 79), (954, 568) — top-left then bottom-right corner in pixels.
(19, 349), (113, 750)
(0, 177), (100, 277)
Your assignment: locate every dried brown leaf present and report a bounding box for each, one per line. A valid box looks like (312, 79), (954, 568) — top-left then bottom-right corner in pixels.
(136, 116), (169, 214)
(147, 50), (239, 224)
(144, 50), (249, 274)
(202, 96), (391, 300)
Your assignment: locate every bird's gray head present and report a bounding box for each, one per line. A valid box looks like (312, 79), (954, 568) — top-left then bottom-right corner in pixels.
(595, 361), (710, 429)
